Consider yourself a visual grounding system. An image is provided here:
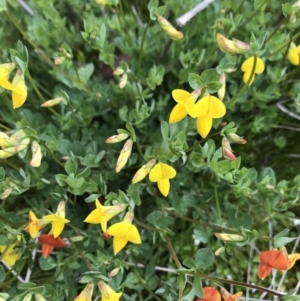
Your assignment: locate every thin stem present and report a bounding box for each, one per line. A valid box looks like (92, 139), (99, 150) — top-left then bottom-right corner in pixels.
(280, 33), (293, 68)
(185, 132), (220, 153)
(138, 20), (151, 76)
(269, 32), (300, 58)
(40, 141), (64, 167)
(264, 17), (286, 46)
(164, 234), (182, 269)
(214, 183), (222, 226)
(135, 139), (145, 159)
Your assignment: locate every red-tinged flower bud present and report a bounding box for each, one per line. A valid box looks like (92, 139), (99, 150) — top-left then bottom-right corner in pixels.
(41, 97), (63, 107)
(216, 33), (249, 55)
(158, 16), (184, 41)
(30, 141), (43, 167)
(74, 282), (94, 301)
(35, 294), (48, 301)
(1, 187), (12, 200)
(132, 159), (156, 184)
(227, 133), (247, 144)
(118, 73), (127, 89)
(215, 233), (244, 241)
(191, 89), (201, 101)
(123, 211), (134, 223)
(109, 267), (120, 278)
(115, 139), (133, 173)
(106, 133), (129, 144)
(218, 73), (226, 101)
(113, 68), (124, 76)
(222, 138), (236, 161)
(214, 247), (225, 256)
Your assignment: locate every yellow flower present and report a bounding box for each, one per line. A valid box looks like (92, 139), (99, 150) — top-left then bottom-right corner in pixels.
(0, 62), (16, 90)
(169, 89), (197, 124)
(106, 212), (141, 255)
(241, 56), (265, 85)
(24, 210), (48, 238)
(84, 199), (127, 232)
(286, 253), (300, 270)
(0, 244), (20, 266)
(98, 281), (122, 301)
(157, 16), (184, 41)
(11, 70), (27, 109)
(194, 95), (226, 138)
(149, 162), (176, 197)
(288, 43), (300, 66)
(132, 159), (156, 184)
(43, 201), (70, 238)
(74, 282), (94, 301)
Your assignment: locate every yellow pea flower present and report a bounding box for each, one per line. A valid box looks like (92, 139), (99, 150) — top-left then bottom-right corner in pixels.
(106, 212), (141, 255)
(43, 201), (70, 238)
(0, 62), (16, 90)
(149, 162), (176, 197)
(0, 244), (20, 266)
(97, 281), (122, 301)
(193, 95), (226, 138)
(169, 89), (198, 124)
(132, 159), (156, 184)
(30, 141), (43, 167)
(24, 210), (48, 238)
(241, 56), (265, 85)
(74, 282), (94, 301)
(286, 253), (300, 270)
(84, 199), (127, 232)
(115, 139), (133, 173)
(157, 16), (184, 41)
(11, 70), (27, 109)
(288, 43), (300, 66)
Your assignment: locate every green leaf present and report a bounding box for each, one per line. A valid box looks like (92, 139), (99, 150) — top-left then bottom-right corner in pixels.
(148, 0), (158, 20)
(39, 256), (57, 271)
(205, 81), (222, 94)
(126, 123), (135, 135)
(17, 282), (36, 290)
(0, 265), (5, 282)
(181, 288), (195, 301)
(195, 248), (215, 268)
(193, 277), (203, 298)
(0, 0), (7, 12)
(188, 73), (204, 89)
(65, 159), (78, 175)
(161, 121), (169, 142)
(282, 3), (293, 18)
(77, 63), (94, 86)
(84, 194), (100, 203)
(201, 69), (219, 84)
(274, 237), (297, 248)
(274, 228), (290, 238)
(182, 258), (196, 269)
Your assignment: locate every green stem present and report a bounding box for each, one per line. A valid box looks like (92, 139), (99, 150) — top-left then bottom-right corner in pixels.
(185, 132), (220, 153)
(214, 183), (222, 226)
(280, 33), (293, 68)
(138, 20), (151, 76)
(135, 139), (145, 159)
(40, 141), (64, 167)
(264, 17), (286, 46)
(269, 32), (300, 58)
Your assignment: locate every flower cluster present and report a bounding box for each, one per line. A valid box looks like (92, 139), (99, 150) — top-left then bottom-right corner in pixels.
(0, 62), (27, 109)
(84, 200), (141, 255)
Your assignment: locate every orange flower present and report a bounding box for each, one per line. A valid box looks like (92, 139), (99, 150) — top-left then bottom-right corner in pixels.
(196, 287), (221, 301)
(220, 287), (243, 301)
(258, 250), (288, 280)
(38, 234), (65, 258)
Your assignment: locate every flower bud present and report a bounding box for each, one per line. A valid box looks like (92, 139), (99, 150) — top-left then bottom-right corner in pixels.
(105, 203), (128, 216)
(109, 267), (120, 278)
(216, 33), (249, 55)
(115, 139), (133, 173)
(123, 211), (134, 223)
(11, 70), (27, 109)
(22, 293), (32, 301)
(97, 281), (109, 297)
(0, 131), (13, 148)
(0, 297), (6, 301)
(222, 138), (236, 161)
(191, 89), (201, 101)
(118, 73), (127, 89)
(217, 73), (226, 101)
(1, 187), (12, 200)
(35, 294), (47, 301)
(30, 141), (42, 167)
(214, 247), (225, 256)
(57, 201), (67, 218)
(227, 133), (247, 144)
(158, 16), (184, 41)
(132, 159), (156, 184)
(215, 233), (244, 241)
(113, 68), (124, 76)
(74, 282), (94, 301)
(41, 97), (63, 107)
(106, 133), (129, 143)
(0, 62), (16, 90)
(54, 57), (65, 65)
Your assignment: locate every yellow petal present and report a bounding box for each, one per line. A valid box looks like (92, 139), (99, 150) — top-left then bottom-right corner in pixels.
(169, 104), (187, 124)
(52, 219), (65, 238)
(112, 237), (128, 255)
(197, 115), (213, 138)
(84, 209), (108, 224)
(288, 48), (300, 66)
(149, 163), (176, 182)
(194, 96), (226, 118)
(185, 97), (198, 118)
(107, 222), (132, 237)
(172, 89), (192, 104)
(287, 253), (300, 270)
(127, 225), (142, 244)
(241, 56), (265, 74)
(12, 90), (27, 109)
(243, 71), (255, 85)
(29, 225), (39, 239)
(157, 179), (170, 197)
(29, 210), (38, 222)
(0, 76), (14, 90)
